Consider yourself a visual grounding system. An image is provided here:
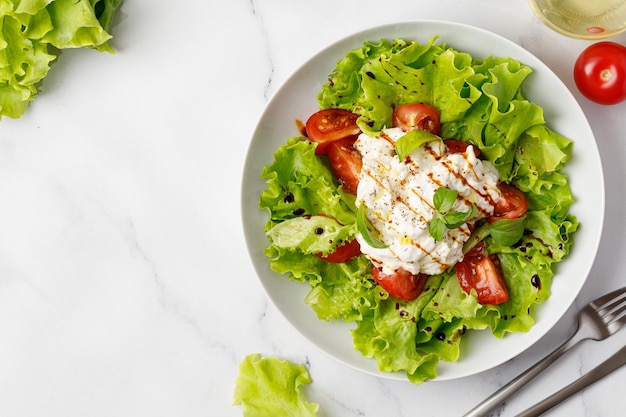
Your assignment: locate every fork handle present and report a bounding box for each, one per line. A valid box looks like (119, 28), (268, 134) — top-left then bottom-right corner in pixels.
(463, 331), (583, 417)
(515, 344), (626, 417)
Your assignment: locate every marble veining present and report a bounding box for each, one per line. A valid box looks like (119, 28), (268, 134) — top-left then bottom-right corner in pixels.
(249, 0), (276, 102)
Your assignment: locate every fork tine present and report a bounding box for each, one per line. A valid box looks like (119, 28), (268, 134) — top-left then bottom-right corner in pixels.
(588, 287), (626, 334)
(592, 289), (626, 334)
(607, 311), (626, 334)
(591, 286), (626, 310)
(462, 286), (626, 417)
(596, 291), (626, 317)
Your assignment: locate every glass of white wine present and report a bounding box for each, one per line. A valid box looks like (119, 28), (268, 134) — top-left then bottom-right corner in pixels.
(528, 0), (626, 39)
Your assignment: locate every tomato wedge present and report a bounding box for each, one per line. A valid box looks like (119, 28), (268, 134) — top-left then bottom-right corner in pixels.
(392, 103), (441, 134)
(316, 239), (361, 263)
(371, 266), (428, 301)
(455, 242), (508, 305)
(326, 137), (362, 195)
(444, 139), (480, 156)
(488, 183), (529, 223)
(305, 109), (361, 155)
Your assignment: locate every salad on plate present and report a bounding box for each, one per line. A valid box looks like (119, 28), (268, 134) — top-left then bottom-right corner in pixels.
(258, 36), (578, 384)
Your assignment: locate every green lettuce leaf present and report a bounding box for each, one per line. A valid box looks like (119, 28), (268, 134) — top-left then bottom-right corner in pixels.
(40, 0), (113, 50)
(260, 136), (370, 323)
(233, 354), (319, 417)
(302, 254), (375, 321)
(318, 38), (476, 135)
(352, 276), (442, 384)
(0, 0), (123, 119)
(92, 0), (123, 32)
(0, 11), (56, 118)
(260, 136), (356, 251)
(267, 215), (356, 256)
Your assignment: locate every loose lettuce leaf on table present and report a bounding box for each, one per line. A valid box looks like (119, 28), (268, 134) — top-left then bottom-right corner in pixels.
(233, 354), (319, 417)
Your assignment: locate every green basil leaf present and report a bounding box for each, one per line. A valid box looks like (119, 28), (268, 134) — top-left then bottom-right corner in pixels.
(443, 205), (476, 229)
(443, 211), (468, 226)
(433, 187), (458, 213)
(442, 212), (468, 229)
(395, 130), (440, 160)
(462, 221), (491, 254)
(356, 204), (387, 249)
(489, 217), (526, 246)
(429, 217), (446, 241)
(462, 216), (526, 254)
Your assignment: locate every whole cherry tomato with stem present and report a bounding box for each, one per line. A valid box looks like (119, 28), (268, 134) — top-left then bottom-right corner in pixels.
(573, 42), (626, 105)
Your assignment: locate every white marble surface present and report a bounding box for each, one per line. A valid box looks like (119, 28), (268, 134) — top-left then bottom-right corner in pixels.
(0, 1), (625, 416)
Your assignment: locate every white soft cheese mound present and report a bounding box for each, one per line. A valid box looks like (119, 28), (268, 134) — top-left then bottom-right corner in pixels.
(354, 127), (501, 275)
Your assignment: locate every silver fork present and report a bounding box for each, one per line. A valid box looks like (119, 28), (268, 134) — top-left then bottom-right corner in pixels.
(463, 286), (626, 417)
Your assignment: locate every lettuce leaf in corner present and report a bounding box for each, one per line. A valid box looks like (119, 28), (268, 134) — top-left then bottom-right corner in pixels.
(92, 0), (123, 32)
(0, 0), (124, 119)
(233, 354), (319, 417)
(0, 12), (56, 118)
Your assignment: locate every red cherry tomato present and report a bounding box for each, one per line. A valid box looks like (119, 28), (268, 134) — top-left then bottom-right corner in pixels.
(305, 109), (361, 154)
(444, 139), (480, 156)
(573, 42), (626, 105)
(326, 137), (362, 195)
(455, 242), (509, 305)
(392, 103), (441, 134)
(315, 239), (361, 263)
(371, 266), (428, 301)
(487, 183), (528, 223)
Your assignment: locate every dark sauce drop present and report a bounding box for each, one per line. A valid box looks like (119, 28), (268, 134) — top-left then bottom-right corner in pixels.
(531, 274), (541, 290)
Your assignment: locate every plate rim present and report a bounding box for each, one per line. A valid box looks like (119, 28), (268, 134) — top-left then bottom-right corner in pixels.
(241, 19), (605, 382)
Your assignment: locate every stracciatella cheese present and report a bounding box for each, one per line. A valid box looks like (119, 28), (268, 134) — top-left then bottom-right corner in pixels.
(354, 127), (501, 275)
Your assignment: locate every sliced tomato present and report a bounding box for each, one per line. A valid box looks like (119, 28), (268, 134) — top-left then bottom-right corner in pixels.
(488, 183), (529, 223)
(305, 109), (361, 155)
(392, 103), (441, 134)
(316, 239), (361, 263)
(371, 266), (428, 301)
(326, 137), (362, 195)
(456, 242), (508, 305)
(444, 139), (480, 156)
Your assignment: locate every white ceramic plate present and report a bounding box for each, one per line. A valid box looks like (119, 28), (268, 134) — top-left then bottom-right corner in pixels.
(241, 20), (604, 381)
